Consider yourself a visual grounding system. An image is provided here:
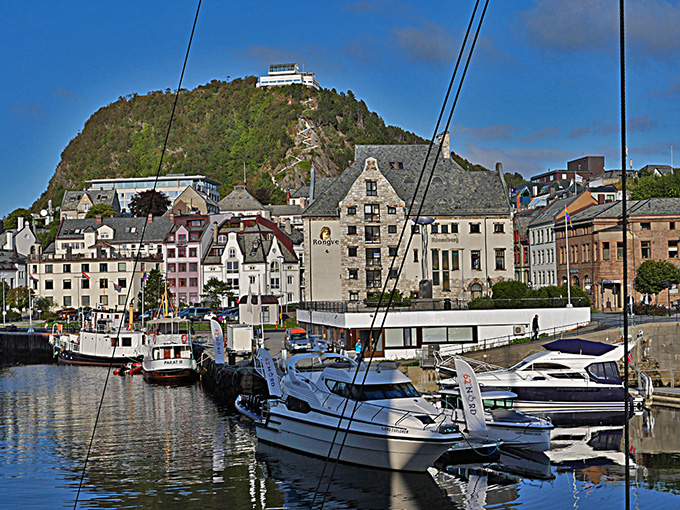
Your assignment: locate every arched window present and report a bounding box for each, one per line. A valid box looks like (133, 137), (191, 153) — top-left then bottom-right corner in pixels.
(228, 248), (236, 258)
(573, 275), (580, 287)
(271, 261), (280, 272)
(471, 283), (483, 299)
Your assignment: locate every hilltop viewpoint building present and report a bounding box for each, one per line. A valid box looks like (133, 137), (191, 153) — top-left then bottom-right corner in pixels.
(256, 63), (320, 90)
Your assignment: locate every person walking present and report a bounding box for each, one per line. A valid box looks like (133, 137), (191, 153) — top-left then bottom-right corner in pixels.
(355, 339), (362, 362)
(532, 315), (539, 341)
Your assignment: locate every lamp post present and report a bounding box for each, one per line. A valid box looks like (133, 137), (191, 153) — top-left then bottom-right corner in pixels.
(2, 277), (5, 328)
(460, 248), (465, 306)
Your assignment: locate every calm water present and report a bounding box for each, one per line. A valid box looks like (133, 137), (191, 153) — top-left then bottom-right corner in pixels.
(2, 364), (680, 509)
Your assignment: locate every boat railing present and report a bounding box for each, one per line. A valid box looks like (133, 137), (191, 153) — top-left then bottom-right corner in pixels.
(435, 352), (506, 379)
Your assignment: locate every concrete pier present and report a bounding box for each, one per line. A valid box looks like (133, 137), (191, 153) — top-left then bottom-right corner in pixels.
(195, 344), (267, 410)
(0, 332), (54, 366)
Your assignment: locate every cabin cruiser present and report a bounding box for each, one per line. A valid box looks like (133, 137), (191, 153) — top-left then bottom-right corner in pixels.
(236, 350), (486, 472)
(437, 338), (642, 415)
(439, 388), (553, 451)
(141, 317), (198, 384)
(49, 310), (145, 366)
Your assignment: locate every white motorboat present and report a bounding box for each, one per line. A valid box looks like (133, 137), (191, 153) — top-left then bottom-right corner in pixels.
(439, 388), (553, 451)
(141, 316), (198, 384)
(236, 350), (484, 472)
(437, 338), (640, 415)
(49, 310), (146, 366)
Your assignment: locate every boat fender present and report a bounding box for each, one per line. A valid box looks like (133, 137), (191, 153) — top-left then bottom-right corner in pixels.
(181, 334), (188, 343)
(152, 334), (157, 344)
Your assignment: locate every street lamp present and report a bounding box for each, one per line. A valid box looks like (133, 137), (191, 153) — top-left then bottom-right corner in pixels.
(2, 277), (6, 328)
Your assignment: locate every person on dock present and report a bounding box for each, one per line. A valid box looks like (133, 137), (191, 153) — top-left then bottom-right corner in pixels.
(532, 315), (539, 341)
(355, 339), (362, 363)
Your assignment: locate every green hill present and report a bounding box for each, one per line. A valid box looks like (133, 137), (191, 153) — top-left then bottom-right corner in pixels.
(33, 77), (426, 211)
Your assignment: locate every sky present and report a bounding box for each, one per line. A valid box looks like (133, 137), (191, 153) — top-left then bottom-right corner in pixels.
(2, 0), (679, 217)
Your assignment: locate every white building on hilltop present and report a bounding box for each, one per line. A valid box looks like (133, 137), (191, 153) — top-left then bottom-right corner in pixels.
(256, 63), (320, 90)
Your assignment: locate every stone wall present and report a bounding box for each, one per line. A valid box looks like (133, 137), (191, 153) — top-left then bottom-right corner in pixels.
(0, 332), (54, 366)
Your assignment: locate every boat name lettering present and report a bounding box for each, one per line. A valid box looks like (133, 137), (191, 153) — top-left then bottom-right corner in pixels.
(381, 426), (407, 434)
(263, 357), (278, 388)
(164, 359), (182, 365)
(462, 374), (478, 415)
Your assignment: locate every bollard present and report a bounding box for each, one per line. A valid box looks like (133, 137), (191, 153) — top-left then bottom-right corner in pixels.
(228, 352), (236, 366)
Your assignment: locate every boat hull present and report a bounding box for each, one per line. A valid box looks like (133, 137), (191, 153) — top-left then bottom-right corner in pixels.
(57, 350), (140, 367)
(255, 410), (456, 472)
(142, 368), (198, 384)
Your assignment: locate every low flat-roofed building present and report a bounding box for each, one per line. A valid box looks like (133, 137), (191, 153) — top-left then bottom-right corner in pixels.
(256, 63), (320, 90)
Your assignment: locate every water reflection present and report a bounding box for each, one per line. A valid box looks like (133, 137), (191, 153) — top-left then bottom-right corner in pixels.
(3, 365), (680, 509)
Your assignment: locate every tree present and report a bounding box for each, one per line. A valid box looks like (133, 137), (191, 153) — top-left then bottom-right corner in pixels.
(85, 203), (118, 218)
(137, 269), (173, 312)
(202, 277), (233, 309)
(128, 189), (170, 217)
(3, 208), (32, 230)
(6, 286), (29, 310)
(634, 260), (680, 296)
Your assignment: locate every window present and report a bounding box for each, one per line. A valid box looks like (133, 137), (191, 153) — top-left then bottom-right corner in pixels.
(100, 278), (108, 289)
(495, 249), (506, 270)
(82, 295), (90, 306)
(388, 206), (396, 214)
(63, 279), (72, 290)
(364, 204), (380, 222)
(413, 249), (419, 262)
(431, 224), (438, 234)
(641, 241), (651, 259)
(82, 279), (89, 289)
(45, 280), (54, 290)
(168, 249), (175, 258)
(349, 269), (358, 280)
(168, 279), (176, 288)
(116, 262), (125, 272)
(62, 296), (71, 307)
(249, 276), (256, 284)
(271, 261), (280, 272)
(348, 246), (358, 257)
(348, 225), (357, 235)
(179, 279), (187, 287)
(347, 206), (356, 215)
(671, 222), (676, 230)
(179, 263), (187, 272)
(287, 276), (293, 285)
(471, 283), (483, 299)
(82, 263), (89, 272)
(365, 226), (380, 243)
(669, 240), (678, 258)
(349, 292), (359, 301)
(411, 225), (420, 234)
(470, 223), (481, 234)
(471, 250), (481, 270)
(640, 222), (651, 230)
(168, 263), (176, 272)
(189, 248), (197, 258)
(493, 223), (505, 233)
(226, 261), (238, 273)
(451, 223), (459, 233)
(117, 278), (126, 288)
(178, 248), (186, 257)
(603, 242), (610, 260)
(441, 224), (449, 234)
(189, 263), (197, 272)
(63, 264), (71, 273)
(366, 248), (381, 266)
(366, 180), (377, 196)
(388, 225), (397, 234)
(99, 263), (108, 272)
(389, 269), (398, 279)
(100, 295), (108, 306)
(617, 242), (624, 259)
(452, 250), (460, 271)
(388, 246), (397, 257)
(45, 265), (53, 273)
(366, 270), (381, 288)
(228, 248), (236, 258)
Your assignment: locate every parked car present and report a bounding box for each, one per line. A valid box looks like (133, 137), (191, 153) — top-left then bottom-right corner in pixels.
(219, 309), (239, 323)
(285, 327), (311, 352)
(58, 308), (78, 320)
(178, 307), (211, 321)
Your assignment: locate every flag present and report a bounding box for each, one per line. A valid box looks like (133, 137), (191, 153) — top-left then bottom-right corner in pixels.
(141, 267), (147, 283)
(628, 351), (633, 363)
(82, 271), (90, 280)
(565, 206), (574, 229)
(575, 173), (583, 183)
(29, 274), (38, 282)
(113, 283), (122, 292)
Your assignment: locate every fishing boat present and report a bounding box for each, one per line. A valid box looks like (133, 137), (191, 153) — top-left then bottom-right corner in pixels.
(437, 338), (644, 417)
(141, 316), (198, 384)
(49, 310), (146, 366)
(236, 349), (498, 472)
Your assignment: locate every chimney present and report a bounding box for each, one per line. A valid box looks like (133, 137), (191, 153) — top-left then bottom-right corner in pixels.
(436, 132), (450, 159)
(496, 162), (503, 174)
(213, 222), (218, 244)
(18, 216), (24, 231)
(284, 218), (292, 235)
(147, 213), (153, 224)
(309, 168), (316, 204)
(95, 215), (102, 225)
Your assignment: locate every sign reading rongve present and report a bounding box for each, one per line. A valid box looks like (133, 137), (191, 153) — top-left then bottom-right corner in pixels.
(454, 358), (487, 434)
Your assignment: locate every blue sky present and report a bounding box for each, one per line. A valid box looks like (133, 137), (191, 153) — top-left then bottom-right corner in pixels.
(2, 0), (679, 217)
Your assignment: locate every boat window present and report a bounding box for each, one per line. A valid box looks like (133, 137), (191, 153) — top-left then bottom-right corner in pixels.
(509, 360), (530, 371)
(586, 361), (622, 383)
(532, 363), (571, 370)
(548, 372), (587, 379)
(355, 383), (420, 400)
(121, 337), (132, 347)
(285, 396), (312, 414)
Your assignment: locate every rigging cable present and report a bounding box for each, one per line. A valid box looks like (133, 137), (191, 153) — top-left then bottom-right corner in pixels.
(310, 2), (489, 508)
(71, 2), (202, 508)
(619, 1), (630, 509)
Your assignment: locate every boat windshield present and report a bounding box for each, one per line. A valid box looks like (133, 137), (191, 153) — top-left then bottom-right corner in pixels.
(509, 359), (530, 372)
(326, 380), (420, 400)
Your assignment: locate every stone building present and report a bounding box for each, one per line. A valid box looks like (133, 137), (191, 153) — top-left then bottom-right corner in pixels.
(301, 139), (514, 303)
(557, 198), (680, 310)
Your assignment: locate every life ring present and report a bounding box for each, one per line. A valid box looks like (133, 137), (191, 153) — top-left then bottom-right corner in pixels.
(181, 334), (188, 343)
(126, 323), (133, 331)
(152, 334), (157, 344)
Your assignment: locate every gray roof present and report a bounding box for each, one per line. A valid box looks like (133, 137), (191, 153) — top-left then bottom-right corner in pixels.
(266, 204), (304, 216)
(302, 145), (511, 218)
(58, 217), (173, 243)
(218, 187), (265, 212)
(528, 195), (581, 228)
(572, 198), (680, 222)
(61, 190), (119, 210)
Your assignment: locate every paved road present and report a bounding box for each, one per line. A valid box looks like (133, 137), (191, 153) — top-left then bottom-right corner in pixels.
(590, 312), (680, 332)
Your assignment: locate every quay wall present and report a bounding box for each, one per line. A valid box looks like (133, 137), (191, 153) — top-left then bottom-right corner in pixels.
(0, 332), (54, 366)
(196, 345), (268, 410)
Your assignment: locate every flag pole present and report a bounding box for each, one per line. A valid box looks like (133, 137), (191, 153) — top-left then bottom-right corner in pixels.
(565, 212), (572, 307)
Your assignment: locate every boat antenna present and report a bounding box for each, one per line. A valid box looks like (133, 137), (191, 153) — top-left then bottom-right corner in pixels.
(311, 1), (490, 508)
(619, 1), (631, 508)
(71, 2), (203, 508)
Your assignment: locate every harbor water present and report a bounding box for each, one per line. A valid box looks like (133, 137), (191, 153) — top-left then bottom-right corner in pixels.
(2, 364), (680, 509)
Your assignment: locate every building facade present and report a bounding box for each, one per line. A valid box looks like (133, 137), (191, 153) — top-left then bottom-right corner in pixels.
(256, 63), (320, 90)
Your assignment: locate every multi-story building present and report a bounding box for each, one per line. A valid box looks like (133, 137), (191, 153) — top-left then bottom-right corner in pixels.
(202, 216), (300, 308)
(60, 190), (121, 220)
(556, 198), (680, 310)
(256, 63), (320, 90)
(302, 138), (514, 303)
(218, 184), (269, 218)
(30, 216), (171, 309)
(86, 174), (221, 213)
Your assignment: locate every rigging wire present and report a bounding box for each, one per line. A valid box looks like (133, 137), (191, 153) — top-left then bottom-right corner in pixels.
(71, 2), (202, 508)
(619, 1), (630, 509)
(310, 1), (489, 508)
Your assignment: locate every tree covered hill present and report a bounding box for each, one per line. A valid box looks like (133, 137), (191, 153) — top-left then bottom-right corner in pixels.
(33, 77), (428, 211)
